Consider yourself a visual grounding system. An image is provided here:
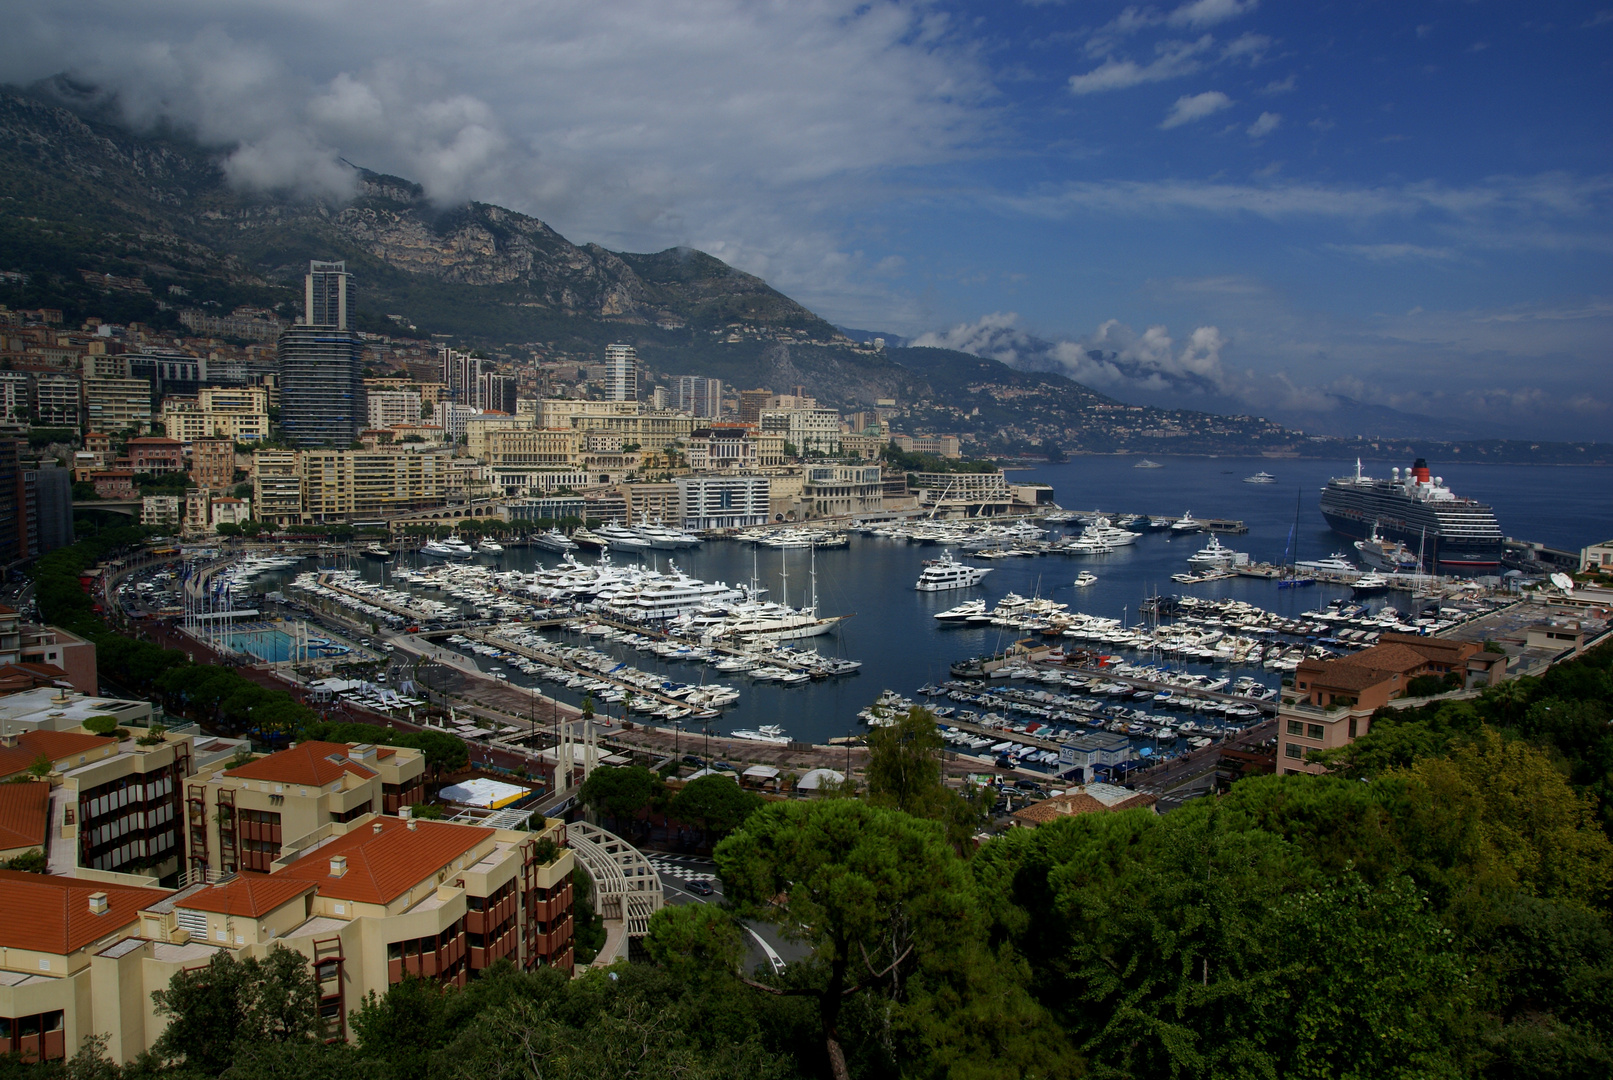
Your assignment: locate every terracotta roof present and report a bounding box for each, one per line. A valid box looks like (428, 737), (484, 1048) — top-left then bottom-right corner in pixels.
(277, 817), (491, 905)
(0, 781), (50, 851)
(1342, 642), (1432, 674)
(1303, 663), (1390, 693)
(225, 741), (376, 786)
(1011, 789), (1158, 826)
(177, 874), (316, 917)
(0, 730), (117, 778)
(0, 870), (168, 954)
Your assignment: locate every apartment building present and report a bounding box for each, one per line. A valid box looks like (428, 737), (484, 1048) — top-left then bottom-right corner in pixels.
(464, 414), (531, 459)
(140, 495), (181, 527)
(675, 475), (770, 531)
(189, 438), (235, 489)
(800, 464), (884, 518)
(252, 448), (456, 525)
(0, 614), (96, 693)
(83, 377), (151, 433)
(1276, 635), (1482, 775)
(482, 428), (583, 470)
(685, 426), (758, 471)
(603, 344), (637, 402)
(33, 372), (82, 429)
(184, 741), (426, 878)
(0, 814), (574, 1063)
(674, 376), (723, 419)
(126, 437), (184, 475)
(912, 470), (1013, 517)
(759, 407), (841, 455)
(251, 450), (304, 524)
(0, 370), (30, 422)
(366, 390), (423, 430)
(299, 448), (456, 523)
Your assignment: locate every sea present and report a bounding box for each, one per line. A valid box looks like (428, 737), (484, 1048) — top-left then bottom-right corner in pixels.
(256, 456), (1613, 749)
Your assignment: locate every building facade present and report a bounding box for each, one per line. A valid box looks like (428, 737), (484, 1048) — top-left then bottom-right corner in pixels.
(675, 475), (771, 531)
(603, 344), (637, 402)
(279, 261), (364, 448)
(674, 376), (723, 418)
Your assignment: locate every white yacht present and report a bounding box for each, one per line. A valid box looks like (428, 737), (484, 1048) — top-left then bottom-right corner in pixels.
(1354, 523), (1421, 573)
(422, 534), (475, 559)
(476, 537), (505, 554)
(1351, 572), (1392, 595)
(1079, 516), (1141, 548)
(730, 726), (791, 745)
(1134, 459), (1164, 469)
(362, 543), (393, 560)
(934, 598), (988, 623)
(914, 550), (992, 592)
(531, 528), (577, 553)
(1171, 511), (1203, 533)
(1243, 471), (1278, 484)
(597, 524), (652, 551)
(1295, 552), (1357, 574)
(1073, 571), (1098, 588)
(1186, 535), (1240, 567)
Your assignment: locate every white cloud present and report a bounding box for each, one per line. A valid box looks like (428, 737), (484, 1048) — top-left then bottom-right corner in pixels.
(1167, 0), (1259, 29)
(1220, 32), (1273, 64)
(1068, 35), (1213, 94)
(1161, 90), (1233, 128)
(1323, 243), (1457, 261)
(1246, 111), (1281, 138)
(1261, 74), (1295, 94)
(0, 0), (995, 328)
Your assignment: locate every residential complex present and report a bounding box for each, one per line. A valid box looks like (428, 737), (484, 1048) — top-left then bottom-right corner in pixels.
(278, 262), (364, 448)
(603, 343), (637, 402)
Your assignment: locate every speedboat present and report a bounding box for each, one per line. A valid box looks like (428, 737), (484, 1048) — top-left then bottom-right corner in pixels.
(934, 598), (988, 623)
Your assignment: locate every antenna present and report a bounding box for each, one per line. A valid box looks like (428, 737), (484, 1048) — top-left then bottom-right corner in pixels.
(1550, 572), (1574, 592)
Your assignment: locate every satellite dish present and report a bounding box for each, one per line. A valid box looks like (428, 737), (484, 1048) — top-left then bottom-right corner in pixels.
(1550, 572), (1574, 592)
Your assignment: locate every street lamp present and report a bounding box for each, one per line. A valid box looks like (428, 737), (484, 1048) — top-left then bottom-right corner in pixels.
(674, 721), (683, 757)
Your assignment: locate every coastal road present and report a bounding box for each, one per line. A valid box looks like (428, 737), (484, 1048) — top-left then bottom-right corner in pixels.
(651, 853), (808, 975)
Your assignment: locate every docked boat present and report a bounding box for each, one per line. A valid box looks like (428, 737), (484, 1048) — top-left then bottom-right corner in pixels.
(1134, 459), (1164, 469)
(597, 524), (652, 551)
(1243, 471), (1278, 484)
(730, 725), (791, 745)
(1320, 458), (1503, 571)
(1353, 522), (1422, 573)
(1295, 552), (1357, 574)
(1077, 516), (1140, 548)
(1171, 511), (1203, 533)
(570, 527), (608, 550)
(531, 528), (578, 553)
(476, 537), (505, 554)
(934, 599), (989, 623)
(362, 543), (393, 560)
(1351, 572), (1392, 595)
(1072, 572), (1098, 588)
(1186, 535), (1241, 567)
(915, 550), (992, 592)
(422, 534), (475, 560)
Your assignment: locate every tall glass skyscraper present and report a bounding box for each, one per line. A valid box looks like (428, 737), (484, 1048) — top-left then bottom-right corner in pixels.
(278, 261), (364, 447)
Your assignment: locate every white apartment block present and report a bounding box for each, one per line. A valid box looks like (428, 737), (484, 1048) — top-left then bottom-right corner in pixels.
(603, 344), (637, 402)
(760, 408), (841, 455)
(675, 475), (771, 531)
(367, 390), (423, 429)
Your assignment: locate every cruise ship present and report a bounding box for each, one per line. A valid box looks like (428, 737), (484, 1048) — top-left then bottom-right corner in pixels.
(914, 550), (992, 592)
(1320, 459), (1503, 571)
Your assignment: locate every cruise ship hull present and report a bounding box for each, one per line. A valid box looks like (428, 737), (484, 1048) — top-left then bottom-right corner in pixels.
(1320, 506), (1501, 571)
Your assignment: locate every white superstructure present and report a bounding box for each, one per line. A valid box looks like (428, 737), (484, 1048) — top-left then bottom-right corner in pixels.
(914, 550), (993, 592)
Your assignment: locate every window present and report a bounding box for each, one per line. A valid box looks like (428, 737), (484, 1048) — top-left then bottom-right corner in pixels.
(1286, 720), (1304, 736)
(1348, 718), (1358, 739)
(1306, 724), (1324, 740)
(1284, 743), (1304, 759)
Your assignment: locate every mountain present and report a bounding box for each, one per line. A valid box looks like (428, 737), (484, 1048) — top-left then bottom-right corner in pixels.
(0, 80), (1292, 456)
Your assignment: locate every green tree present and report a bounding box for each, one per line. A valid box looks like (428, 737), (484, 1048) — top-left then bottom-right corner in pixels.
(577, 765), (664, 826)
(863, 705), (985, 848)
(716, 799), (982, 1080)
(643, 904), (747, 984)
(669, 775), (761, 843)
(349, 977), (446, 1080)
(151, 946), (324, 1073)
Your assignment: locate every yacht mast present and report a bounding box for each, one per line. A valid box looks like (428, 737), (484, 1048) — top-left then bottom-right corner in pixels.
(810, 542), (818, 616)
(780, 549), (788, 609)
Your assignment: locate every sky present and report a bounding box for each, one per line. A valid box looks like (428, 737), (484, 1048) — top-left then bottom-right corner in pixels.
(3, 1), (1612, 439)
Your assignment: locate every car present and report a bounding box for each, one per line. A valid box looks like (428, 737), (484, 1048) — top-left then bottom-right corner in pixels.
(687, 880), (715, 896)
(711, 761), (736, 772)
(682, 755), (705, 768)
(1013, 779), (1041, 791)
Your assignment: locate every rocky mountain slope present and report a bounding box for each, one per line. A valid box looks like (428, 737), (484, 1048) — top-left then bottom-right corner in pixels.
(0, 80), (1307, 454)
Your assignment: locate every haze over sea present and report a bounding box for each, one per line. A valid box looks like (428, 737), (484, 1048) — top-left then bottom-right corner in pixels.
(335, 456), (1613, 748)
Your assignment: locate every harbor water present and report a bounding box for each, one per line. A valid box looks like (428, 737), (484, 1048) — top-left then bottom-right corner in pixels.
(261, 457), (1612, 749)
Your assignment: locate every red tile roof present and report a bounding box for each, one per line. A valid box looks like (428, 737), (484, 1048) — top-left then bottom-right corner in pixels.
(225, 741), (376, 786)
(0, 730), (117, 778)
(0, 871), (168, 954)
(277, 817), (491, 905)
(0, 781), (50, 851)
(178, 874), (316, 917)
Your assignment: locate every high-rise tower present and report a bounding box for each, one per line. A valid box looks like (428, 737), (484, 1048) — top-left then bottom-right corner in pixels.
(277, 261), (364, 447)
(603, 344), (637, 402)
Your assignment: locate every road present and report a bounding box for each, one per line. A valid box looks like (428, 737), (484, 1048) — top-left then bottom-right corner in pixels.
(649, 852), (809, 975)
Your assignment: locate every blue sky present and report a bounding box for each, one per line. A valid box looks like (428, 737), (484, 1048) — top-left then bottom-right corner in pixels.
(4, 0), (1611, 437)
